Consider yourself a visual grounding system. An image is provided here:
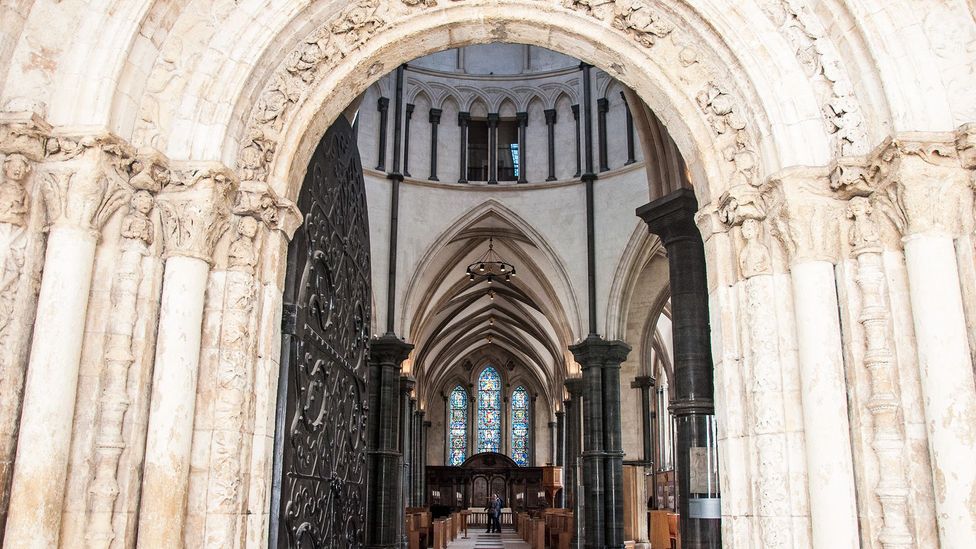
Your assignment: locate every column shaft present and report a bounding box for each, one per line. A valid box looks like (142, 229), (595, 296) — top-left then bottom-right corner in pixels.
(403, 104), (414, 177)
(790, 261), (859, 549)
(545, 109), (557, 181)
(517, 112), (528, 184)
(903, 234), (976, 544)
(637, 189), (721, 549)
(428, 109), (441, 181)
(622, 91), (636, 165)
(487, 113), (499, 184)
(4, 227), (97, 548)
(136, 255), (210, 548)
(376, 97), (389, 171)
(458, 113), (469, 184)
(572, 105), (581, 178)
(597, 97), (609, 172)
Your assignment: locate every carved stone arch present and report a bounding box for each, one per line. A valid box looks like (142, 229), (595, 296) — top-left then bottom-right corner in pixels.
(604, 223), (667, 340)
(459, 86), (493, 114)
(595, 70), (614, 99)
(427, 82), (459, 110)
(405, 79), (435, 105)
(485, 87), (520, 114)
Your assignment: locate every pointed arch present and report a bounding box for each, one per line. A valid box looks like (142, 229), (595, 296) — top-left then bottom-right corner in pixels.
(477, 365), (503, 453)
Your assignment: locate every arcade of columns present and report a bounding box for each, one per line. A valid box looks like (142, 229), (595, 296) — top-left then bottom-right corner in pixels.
(0, 111), (974, 548)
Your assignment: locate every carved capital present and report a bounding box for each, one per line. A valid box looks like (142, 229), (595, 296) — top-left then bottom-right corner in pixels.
(845, 196), (882, 255)
(765, 168), (843, 265)
(128, 148), (170, 193)
(717, 183), (766, 228)
(564, 376), (583, 398)
(829, 156), (874, 198)
(369, 333), (413, 367)
(38, 132), (134, 235)
(233, 180), (302, 239)
(956, 122), (976, 170)
(569, 335), (631, 369)
(870, 134), (973, 238)
(157, 163), (238, 262)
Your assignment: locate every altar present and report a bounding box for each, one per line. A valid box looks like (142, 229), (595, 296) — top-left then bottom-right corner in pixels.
(425, 452), (556, 513)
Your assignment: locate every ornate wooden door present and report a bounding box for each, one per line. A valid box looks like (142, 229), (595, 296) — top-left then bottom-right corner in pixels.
(271, 116), (371, 548)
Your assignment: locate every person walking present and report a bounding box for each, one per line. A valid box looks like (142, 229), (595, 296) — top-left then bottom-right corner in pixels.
(489, 493), (503, 533)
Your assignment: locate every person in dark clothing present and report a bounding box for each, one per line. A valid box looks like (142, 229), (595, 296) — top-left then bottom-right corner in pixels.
(488, 493), (503, 533)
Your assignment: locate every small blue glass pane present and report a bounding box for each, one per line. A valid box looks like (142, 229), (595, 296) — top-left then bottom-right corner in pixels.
(449, 385), (467, 465)
(511, 386), (530, 466)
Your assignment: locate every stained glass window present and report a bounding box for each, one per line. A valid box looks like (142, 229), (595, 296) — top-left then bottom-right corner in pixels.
(511, 386), (530, 466)
(448, 385), (468, 466)
(477, 366), (502, 453)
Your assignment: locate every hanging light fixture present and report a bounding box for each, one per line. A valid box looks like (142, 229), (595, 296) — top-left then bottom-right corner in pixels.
(466, 237), (517, 284)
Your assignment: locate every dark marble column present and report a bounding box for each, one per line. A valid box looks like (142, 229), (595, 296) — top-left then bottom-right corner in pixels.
(545, 108), (557, 181)
(400, 377), (415, 547)
(487, 113), (499, 184)
(597, 97), (609, 172)
(376, 97), (390, 171)
(563, 378), (582, 514)
(555, 410), (565, 466)
(516, 111), (528, 183)
(413, 409), (426, 505)
(570, 336), (631, 549)
(428, 108), (442, 181)
(366, 334), (413, 549)
(402, 103), (414, 177)
(637, 188), (721, 549)
(458, 112), (470, 183)
(631, 376), (655, 465)
(621, 91), (636, 165)
(548, 420), (556, 466)
(422, 419), (431, 504)
(572, 104), (582, 178)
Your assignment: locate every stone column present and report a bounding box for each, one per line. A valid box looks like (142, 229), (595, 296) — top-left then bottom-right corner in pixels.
(638, 189), (721, 549)
(597, 97), (609, 172)
(402, 104), (414, 178)
(487, 113), (499, 184)
(631, 376), (654, 465)
(4, 132), (132, 549)
(548, 421), (556, 466)
(86, 152), (168, 549)
(136, 166), (236, 548)
(0, 113), (48, 540)
(413, 409), (426, 506)
(572, 105), (582, 178)
(457, 112), (470, 184)
(545, 109), (557, 181)
(563, 378), (582, 514)
(428, 108), (441, 181)
(871, 136), (976, 546)
(621, 91), (636, 165)
(571, 336), (631, 549)
(555, 409), (565, 507)
(376, 97), (390, 171)
(422, 419), (431, 504)
(366, 334), (412, 549)
(766, 170), (859, 549)
(400, 377), (415, 548)
(516, 111), (528, 184)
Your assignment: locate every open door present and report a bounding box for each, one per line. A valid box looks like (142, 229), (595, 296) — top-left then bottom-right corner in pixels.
(270, 116), (371, 548)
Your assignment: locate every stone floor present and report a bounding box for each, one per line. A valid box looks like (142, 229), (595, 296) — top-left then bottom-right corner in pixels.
(445, 529), (530, 548)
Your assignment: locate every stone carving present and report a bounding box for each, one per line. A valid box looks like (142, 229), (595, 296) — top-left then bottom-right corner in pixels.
(846, 196), (915, 548)
(87, 187), (158, 548)
(39, 171), (128, 234)
(128, 152), (170, 194)
(697, 82), (759, 188)
(228, 216), (258, 274)
(0, 112), (49, 162)
(759, 0), (868, 155)
(611, 0), (674, 48)
(0, 154), (31, 227)
(233, 180), (303, 238)
(870, 136), (972, 238)
(738, 218), (771, 278)
(157, 165), (237, 262)
(956, 122), (976, 170)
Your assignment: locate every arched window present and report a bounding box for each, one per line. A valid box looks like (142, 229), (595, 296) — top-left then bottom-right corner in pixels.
(448, 385), (468, 466)
(511, 386), (530, 466)
(477, 366), (502, 453)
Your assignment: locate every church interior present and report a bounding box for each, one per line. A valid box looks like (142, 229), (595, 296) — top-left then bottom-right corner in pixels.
(0, 2), (974, 549)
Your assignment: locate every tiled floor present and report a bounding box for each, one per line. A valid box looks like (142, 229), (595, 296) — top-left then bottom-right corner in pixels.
(445, 529), (530, 548)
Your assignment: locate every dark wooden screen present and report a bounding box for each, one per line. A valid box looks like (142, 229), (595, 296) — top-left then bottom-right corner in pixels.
(271, 116), (371, 548)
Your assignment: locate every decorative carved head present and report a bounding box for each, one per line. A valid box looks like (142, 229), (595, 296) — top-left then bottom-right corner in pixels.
(955, 123), (976, 170)
(3, 154), (30, 183)
(131, 190), (154, 215)
(237, 215), (259, 239)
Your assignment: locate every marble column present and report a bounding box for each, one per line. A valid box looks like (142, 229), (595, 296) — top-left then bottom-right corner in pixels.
(402, 104), (414, 178)
(136, 167), (235, 548)
(563, 379), (582, 515)
(487, 113), (499, 184)
(638, 189), (721, 549)
(400, 377), (415, 548)
(597, 98), (609, 173)
(366, 334), (412, 549)
(769, 172), (858, 549)
(545, 109), (557, 181)
(4, 134), (131, 549)
(516, 111), (528, 184)
(571, 336), (631, 549)
(555, 410), (565, 467)
(631, 376), (654, 465)
(376, 97), (390, 171)
(458, 112), (470, 184)
(422, 419), (431, 504)
(428, 108), (441, 181)
(873, 137), (976, 546)
(572, 105), (582, 178)
(621, 91), (636, 165)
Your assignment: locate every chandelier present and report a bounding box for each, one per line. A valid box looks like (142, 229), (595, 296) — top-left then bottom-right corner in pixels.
(466, 237), (517, 284)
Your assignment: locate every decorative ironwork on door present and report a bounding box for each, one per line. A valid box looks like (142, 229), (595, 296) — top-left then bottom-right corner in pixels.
(271, 116), (371, 548)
